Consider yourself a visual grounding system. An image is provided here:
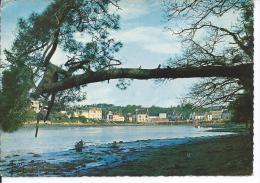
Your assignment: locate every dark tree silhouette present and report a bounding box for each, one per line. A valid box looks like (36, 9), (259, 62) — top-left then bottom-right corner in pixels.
(163, 0), (253, 138)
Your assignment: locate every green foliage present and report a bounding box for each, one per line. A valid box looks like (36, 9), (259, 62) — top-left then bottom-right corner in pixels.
(74, 139), (84, 152)
(116, 79), (132, 90)
(78, 116), (88, 123)
(240, 0), (254, 50)
(24, 109), (37, 121)
(0, 66), (33, 132)
(49, 112), (70, 122)
(2, 0), (121, 132)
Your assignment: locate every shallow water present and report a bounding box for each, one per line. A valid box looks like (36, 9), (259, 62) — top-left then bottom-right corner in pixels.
(0, 125), (232, 156)
(0, 125), (235, 176)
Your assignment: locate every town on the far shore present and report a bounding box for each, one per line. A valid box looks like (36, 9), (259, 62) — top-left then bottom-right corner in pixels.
(29, 100), (232, 125)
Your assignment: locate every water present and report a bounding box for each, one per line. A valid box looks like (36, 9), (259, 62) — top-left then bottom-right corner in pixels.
(0, 125), (232, 157)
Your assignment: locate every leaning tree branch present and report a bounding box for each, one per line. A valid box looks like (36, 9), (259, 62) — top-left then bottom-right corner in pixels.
(37, 63), (253, 95)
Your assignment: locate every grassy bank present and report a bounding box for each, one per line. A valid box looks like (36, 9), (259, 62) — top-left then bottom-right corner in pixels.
(92, 134), (253, 176)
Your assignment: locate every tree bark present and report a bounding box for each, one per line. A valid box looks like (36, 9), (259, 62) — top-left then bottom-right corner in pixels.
(37, 63), (253, 95)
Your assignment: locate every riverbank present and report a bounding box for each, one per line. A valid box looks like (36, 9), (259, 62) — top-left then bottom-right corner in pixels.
(92, 134), (253, 176)
(1, 134), (251, 176)
(1, 124), (252, 176)
(23, 120), (227, 127)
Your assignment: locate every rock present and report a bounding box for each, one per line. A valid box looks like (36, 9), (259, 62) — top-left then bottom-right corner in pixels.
(32, 154), (41, 157)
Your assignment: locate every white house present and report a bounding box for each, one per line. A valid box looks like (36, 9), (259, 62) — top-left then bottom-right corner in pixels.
(106, 111), (125, 122)
(134, 114), (149, 122)
(205, 113), (213, 121)
(159, 113), (167, 119)
(30, 100), (42, 113)
(74, 107), (102, 120)
(211, 110), (224, 120)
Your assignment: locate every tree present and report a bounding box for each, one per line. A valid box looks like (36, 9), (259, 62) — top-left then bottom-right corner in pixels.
(163, 0), (253, 139)
(1, 0), (122, 130)
(0, 0), (253, 132)
(164, 0), (253, 113)
(229, 92), (253, 125)
(0, 65), (33, 131)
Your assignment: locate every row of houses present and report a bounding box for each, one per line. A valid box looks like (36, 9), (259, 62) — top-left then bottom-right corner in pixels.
(73, 107), (102, 120)
(59, 108), (169, 123)
(190, 110), (231, 122)
(106, 111), (169, 123)
(31, 100), (231, 123)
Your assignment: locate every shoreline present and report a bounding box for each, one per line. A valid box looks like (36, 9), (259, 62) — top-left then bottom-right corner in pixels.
(22, 121), (227, 128)
(1, 133), (245, 176)
(0, 124), (252, 176)
(92, 134), (253, 176)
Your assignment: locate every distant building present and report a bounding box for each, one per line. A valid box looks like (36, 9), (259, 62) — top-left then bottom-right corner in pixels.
(205, 113), (213, 121)
(147, 113), (169, 123)
(125, 113), (133, 122)
(128, 116), (133, 122)
(106, 111), (125, 122)
(192, 113), (205, 121)
(112, 114), (125, 122)
(30, 100), (42, 113)
(74, 107), (102, 120)
(148, 117), (169, 123)
(159, 113), (167, 119)
(190, 109), (230, 122)
(134, 114), (149, 122)
(211, 110), (224, 120)
(107, 111), (113, 121)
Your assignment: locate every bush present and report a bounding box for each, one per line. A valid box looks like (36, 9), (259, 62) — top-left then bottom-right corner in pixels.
(75, 140), (84, 152)
(78, 116), (88, 123)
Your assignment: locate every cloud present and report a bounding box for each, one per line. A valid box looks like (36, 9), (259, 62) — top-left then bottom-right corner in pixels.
(79, 78), (199, 107)
(116, 26), (181, 55)
(110, 0), (160, 20)
(81, 81), (118, 105)
(50, 46), (67, 66)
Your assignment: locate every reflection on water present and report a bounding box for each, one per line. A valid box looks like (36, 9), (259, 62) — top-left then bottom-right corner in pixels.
(1, 125), (231, 156)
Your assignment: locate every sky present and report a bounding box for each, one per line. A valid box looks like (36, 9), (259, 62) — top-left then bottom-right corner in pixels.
(0, 0), (236, 107)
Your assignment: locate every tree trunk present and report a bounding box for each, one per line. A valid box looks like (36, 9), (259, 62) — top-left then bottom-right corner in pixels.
(36, 63), (253, 95)
(35, 120), (39, 138)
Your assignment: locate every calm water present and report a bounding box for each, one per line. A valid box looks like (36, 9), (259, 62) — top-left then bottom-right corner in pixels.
(0, 125), (231, 156)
